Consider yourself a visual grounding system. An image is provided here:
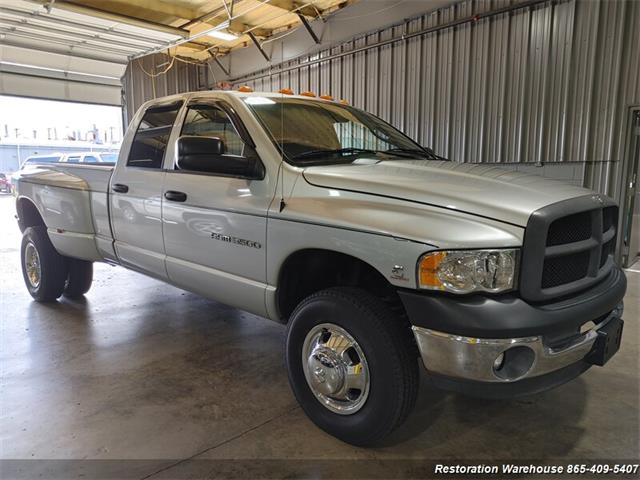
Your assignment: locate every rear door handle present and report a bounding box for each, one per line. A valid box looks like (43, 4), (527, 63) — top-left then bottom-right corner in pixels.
(112, 183), (129, 193)
(164, 190), (187, 202)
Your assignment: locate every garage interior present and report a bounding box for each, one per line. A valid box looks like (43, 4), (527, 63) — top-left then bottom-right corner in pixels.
(1, 0), (639, 478)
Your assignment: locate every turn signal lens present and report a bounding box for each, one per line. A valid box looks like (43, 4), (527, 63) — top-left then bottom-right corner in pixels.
(417, 249), (518, 294)
(300, 91), (316, 97)
(418, 251), (447, 289)
(278, 88), (294, 95)
(238, 85), (254, 92)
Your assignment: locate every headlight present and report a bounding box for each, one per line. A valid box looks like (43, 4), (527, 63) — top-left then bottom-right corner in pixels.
(417, 249), (518, 294)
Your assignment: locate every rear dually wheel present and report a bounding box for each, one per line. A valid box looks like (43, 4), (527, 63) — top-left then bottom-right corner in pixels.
(20, 226), (68, 302)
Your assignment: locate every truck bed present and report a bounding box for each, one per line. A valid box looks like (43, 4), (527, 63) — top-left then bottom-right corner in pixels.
(18, 163), (114, 192)
(15, 163), (115, 262)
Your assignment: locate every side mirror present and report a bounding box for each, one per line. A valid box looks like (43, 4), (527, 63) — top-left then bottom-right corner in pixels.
(177, 136), (262, 179)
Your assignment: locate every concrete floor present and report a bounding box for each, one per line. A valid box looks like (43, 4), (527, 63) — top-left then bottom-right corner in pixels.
(0, 193), (638, 479)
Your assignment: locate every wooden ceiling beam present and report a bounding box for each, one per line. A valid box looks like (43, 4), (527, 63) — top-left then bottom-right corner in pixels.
(267, 0), (319, 18)
(58, 0), (198, 22)
(31, 0), (190, 37)
(179, 0), (250, 29)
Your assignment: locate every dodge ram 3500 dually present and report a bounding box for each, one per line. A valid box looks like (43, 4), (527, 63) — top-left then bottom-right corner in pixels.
(13, 91), (627, 446)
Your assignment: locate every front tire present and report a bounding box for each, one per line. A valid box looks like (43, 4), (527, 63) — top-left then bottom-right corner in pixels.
(21, 226), (68, 302)
(64, 259), (93, 298)
(285, 288), (418, 446)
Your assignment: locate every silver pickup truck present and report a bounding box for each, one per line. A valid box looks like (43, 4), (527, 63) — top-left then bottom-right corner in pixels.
(13, 90), (627, 446)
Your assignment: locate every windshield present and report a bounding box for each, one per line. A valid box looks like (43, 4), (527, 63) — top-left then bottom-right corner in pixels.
(246, 97), (442, 166)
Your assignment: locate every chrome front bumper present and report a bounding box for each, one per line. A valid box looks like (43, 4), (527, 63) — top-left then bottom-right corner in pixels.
(412, 304), (623, 383)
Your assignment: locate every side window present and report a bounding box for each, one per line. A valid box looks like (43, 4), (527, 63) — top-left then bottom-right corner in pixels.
(181, 105), (244, 156)
(66, 155), (81, 163)
(128, 103), (182, 169)
(84, 155), (100, 163)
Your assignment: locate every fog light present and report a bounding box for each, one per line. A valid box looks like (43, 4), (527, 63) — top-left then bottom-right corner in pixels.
(493, 352), (505, 371)
(493, 346), (536, 381)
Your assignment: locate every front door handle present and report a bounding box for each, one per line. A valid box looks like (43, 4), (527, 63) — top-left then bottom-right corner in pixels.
(112, 183), (129, 193)
(164, 190), (187, 202)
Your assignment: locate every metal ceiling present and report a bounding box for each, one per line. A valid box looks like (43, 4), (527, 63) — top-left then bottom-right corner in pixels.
(0, 0), (353, 106)
(0, 0), (187, 64)
(1, 0), (354, 63)
(0, 0), (193, 104)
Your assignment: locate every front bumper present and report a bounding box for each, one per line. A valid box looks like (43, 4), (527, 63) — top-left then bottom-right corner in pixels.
(413, 304), (622, 381)
(399, 267), (627, 398)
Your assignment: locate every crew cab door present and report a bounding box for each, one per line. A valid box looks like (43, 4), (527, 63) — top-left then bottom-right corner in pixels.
(161, 99), (272, 317)
(109, 101), (183, 279)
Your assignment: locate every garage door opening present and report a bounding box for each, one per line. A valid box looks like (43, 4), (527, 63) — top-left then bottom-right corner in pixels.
(0, 95), (123, 176)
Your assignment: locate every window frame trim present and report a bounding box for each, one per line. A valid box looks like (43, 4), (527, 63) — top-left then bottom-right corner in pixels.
(167, 99), (265, 179)
(126, 100), (184, 170)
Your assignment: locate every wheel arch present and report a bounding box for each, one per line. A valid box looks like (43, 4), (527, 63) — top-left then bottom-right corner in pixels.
(16, 197), (46, 233)
(276, 248), (402, 322)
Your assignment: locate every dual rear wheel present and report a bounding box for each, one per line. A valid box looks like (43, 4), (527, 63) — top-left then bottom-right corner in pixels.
(21, 226), (93, 302)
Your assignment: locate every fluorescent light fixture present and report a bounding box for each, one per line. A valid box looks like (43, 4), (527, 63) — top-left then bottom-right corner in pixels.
(244, 97), (276, 105)
(207, 30), (239, 41)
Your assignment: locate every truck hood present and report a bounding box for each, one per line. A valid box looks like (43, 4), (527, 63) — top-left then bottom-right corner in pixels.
(302, 160), (591, 227)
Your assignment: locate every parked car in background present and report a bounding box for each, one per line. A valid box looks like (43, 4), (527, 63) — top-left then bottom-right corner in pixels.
(59, 152), (118, 164)
(19, 152), (118, 169)
(10, 152), (119, 187)
(0, 173), (11, 193)
(10, 154), (66, 188)
(20, 154), (65, 168)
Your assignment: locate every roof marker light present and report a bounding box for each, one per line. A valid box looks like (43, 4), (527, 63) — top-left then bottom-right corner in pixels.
(339, 99), (349, 105)
(320, 94), (334, 100)
(300, 91), (316, 97)
(238, 85), (254, 92)
(278, 88), (294, 95)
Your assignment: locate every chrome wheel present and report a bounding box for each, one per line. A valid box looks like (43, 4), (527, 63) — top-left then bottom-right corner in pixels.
(24, 241), (41, 288)
(302, 323), (370, 415)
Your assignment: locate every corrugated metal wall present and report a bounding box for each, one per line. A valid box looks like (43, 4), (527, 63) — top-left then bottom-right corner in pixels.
(231, 0), (640, 200)
(121, 53), (205, 125)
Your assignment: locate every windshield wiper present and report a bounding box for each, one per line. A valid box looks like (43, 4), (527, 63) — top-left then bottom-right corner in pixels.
(291, 147), (378, 161)
(383, 147), (443, 160)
